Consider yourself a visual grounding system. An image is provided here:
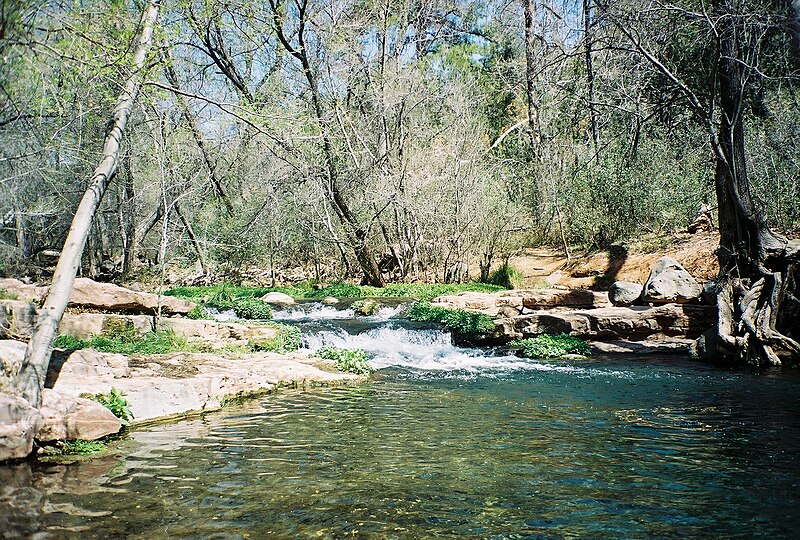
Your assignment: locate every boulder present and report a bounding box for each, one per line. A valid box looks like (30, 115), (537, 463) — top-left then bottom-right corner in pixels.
(497, 306), (521, 318)
(59, 313), (153, 341)
(260, 292), (296, 305)
(0, 340), (27, 395)
(70, 278), (195, 314)
(0, 300), (38, 339)
(0, 393), (42, 461)
(641, 257), (702, 304)
(321, 297), (339, 305)
(521, 288), (611, 310)
(36, 390), (121, 442)
(353, 299), (380, 316)
(608, 281), (643, 306)
(0, 277), (195, 315)
(499, 304), (715, 342)
(159, 318), (279, 349)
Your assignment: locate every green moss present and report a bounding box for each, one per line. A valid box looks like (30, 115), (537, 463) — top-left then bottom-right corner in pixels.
(406, 302), (496, 335)
(248, 322), (302, 353)
(316, 346), (373, 375)
(511, 334), (592, 359)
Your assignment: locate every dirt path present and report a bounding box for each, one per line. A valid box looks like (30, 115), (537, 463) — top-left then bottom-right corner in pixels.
(509, 231), (720, 290)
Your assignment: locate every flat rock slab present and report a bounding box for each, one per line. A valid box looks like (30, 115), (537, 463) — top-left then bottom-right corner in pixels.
(432, 288), (611, 315)
(495, 304), (715, 341)
(0, 277), (195, 315)
(48, 348), (358, 423)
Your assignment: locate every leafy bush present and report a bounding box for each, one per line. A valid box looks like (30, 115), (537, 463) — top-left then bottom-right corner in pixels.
(511, 333), (591, 359)
(487, 263), (524, 289)
(85, 387), (133, 424)
(316, 346), (373, 375)
(230, 297), (273, 320)
(351, 299), (380, 315)
(249, 323), (302, 353)
(406, 302), (496, 335)
(187, 305), (211, 320)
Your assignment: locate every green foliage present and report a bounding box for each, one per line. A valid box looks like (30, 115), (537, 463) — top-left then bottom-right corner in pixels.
(0, 289), (17, 300)
(231, 297), (273, 320)
(40, 439), (107, 456)
(351, 299), (380, 316)
(165, 282), (505, 303)
(249, 322), (302, 353)
(316, 346), (373, 375)
(187, 305), (211, 320)
(487, 264), (524, 289)
(85, 387), (133, 424)
(406, 302), (496, 335)
(53, 329), (196, 356)
(511, 334), (592, 359)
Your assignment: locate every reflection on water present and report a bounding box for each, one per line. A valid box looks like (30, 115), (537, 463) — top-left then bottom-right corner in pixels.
(3, 357), (800, 539)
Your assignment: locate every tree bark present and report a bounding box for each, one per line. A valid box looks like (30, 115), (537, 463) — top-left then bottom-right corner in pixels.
(14, 0), (160, 407)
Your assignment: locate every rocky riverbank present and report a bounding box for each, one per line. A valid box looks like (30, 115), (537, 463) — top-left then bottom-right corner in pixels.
(0, 279), (360, 462)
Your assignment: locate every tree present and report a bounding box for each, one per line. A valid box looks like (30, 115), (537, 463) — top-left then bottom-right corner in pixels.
(13, 0), (160, 407)
(600, 0), (800, 364)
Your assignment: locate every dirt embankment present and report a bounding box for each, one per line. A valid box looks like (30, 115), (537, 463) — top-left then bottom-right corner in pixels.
(509, 231), (719, 290)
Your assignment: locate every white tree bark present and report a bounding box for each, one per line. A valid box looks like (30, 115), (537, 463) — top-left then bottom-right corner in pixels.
(14, 0), (161, 407)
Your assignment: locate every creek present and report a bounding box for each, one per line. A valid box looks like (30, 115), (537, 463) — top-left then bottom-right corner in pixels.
(2, 301), (800, 538)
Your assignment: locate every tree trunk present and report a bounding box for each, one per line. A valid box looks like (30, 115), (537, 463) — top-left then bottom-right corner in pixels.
(707, 0), (799, 365)
(521, 0), (542, 155)
(583, 0), (599, 157)
(14, 0), (160, 407)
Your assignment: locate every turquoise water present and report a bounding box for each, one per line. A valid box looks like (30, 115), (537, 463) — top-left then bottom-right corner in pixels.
(2, 355), (799, 539)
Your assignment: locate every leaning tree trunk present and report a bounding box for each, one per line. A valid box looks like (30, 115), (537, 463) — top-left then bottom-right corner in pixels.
(706, 1), (800, 365)
(13, 0), (160, 407)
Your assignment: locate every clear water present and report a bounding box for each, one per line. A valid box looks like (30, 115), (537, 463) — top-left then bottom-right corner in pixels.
(2, 306), (800, 539)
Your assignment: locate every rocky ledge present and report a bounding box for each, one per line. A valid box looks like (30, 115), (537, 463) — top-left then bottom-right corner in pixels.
(433, 256), (716, 354)
(0, 339), (358, 462)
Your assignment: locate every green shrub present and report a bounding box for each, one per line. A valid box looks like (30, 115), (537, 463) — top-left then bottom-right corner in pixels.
(351, 299), (380, 315)
(53, 334), (87, 350)
(249, 323), (302, 353)
(231, 297), (272, 320)
(511, 333), (591, 359)
(187, 305), (211, 320)
(316, 346), (373, 375)
(85, 387), (133, 424)
(406, 302), (496, 335)
(487, 263), (524, 289)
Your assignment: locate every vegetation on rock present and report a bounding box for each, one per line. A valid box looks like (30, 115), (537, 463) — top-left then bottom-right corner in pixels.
(406, 302), (496, 335)
(54, 328), (195, 356)
(248, 323), (302, 353)
(84, 387), (133, 424)
(511, 334), (592, 359)
(316, 346), (373, 375)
